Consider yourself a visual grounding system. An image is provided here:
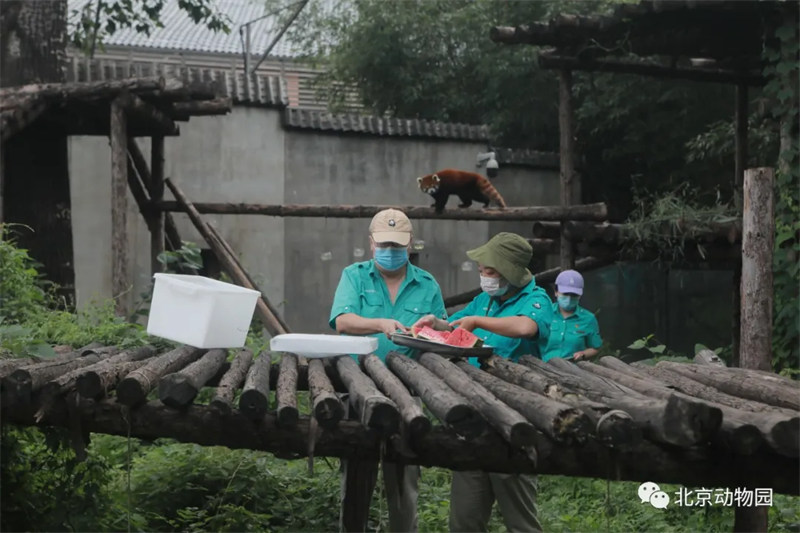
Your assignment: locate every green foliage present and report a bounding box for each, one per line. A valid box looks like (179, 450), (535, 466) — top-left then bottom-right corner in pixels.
(763, 18), (800, 374)
(0, 426), (114, 532)
(156, 241), (203, 274)
(0, 225), (164, 358)
(0, 225), (48, 324)
(622, 183), (737, 263)
(70, 0), (231, 56)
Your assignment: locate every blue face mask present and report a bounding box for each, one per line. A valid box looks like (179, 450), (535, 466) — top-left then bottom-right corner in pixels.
(558, 294), (579, 312)
(374, 247), (408, 271)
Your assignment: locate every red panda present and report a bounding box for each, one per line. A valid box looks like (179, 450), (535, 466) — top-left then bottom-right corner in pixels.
(417, 169), (507, 214)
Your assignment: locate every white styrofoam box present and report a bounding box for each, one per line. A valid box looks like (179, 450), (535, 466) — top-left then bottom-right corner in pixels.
(147, 273), (261, 348)
(270, 334), (378, 358)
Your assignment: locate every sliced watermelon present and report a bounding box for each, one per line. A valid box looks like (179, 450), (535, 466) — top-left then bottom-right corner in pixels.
(445, 327), (484, 348)
(413, 325), (451, 343)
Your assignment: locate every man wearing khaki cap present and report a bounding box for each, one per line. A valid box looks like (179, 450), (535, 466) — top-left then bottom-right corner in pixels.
(413, 232), (552, 532)
(330, 208), (446, 532)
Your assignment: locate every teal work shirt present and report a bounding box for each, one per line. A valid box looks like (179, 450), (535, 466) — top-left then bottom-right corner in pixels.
(448, 279), (553, 365)
(541, 303), (603, 362)
(329, 260), (447, 361)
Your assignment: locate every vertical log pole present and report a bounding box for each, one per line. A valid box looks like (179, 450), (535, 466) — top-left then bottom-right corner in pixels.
(731, 84), (748, 367)
(558, 69), (576, 269)
(150, 135), (165, 275)
(739, 167), (774, 372)
(110, 97), (129, 316)
(734, 164), (773, 531)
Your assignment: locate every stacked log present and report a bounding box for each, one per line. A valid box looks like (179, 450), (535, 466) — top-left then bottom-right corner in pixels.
(211, 349), (253, 415)
(239, 352), (271, 419)
(159, 349), (228, 408)
(117, 346), (205, 406)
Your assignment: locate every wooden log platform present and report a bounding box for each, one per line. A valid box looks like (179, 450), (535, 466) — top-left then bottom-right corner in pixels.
(156, 201), (609, 221)
(3, 334), (798, 493)
(386, 352), (485, 439)
(5, 397), (797, 495)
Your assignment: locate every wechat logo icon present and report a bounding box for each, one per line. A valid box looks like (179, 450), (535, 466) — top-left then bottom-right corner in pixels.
(639, 481), (670, 509)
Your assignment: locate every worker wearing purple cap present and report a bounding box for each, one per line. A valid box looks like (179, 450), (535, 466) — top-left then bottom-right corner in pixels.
(541, 269), (602, 362)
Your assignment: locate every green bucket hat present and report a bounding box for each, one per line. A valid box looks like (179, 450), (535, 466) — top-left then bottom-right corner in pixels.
(466, 232), (533, 287)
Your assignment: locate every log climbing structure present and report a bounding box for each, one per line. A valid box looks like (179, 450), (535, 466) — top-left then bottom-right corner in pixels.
(1, 343), (798, 495)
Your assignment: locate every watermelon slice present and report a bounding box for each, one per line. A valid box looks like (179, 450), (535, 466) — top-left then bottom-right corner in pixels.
(413, 325), (451, 343)
(445, 327), (484, 348)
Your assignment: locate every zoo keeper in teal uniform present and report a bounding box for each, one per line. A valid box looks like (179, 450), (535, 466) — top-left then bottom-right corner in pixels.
(542, 269), (603, 362)
(412, 232), (552, 533)
(329, 207), (446, 533)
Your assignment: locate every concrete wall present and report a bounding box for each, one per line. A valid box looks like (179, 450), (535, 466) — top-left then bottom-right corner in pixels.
(69, 106), (559, 333)
(69, 107), (286, 316)
(282, 133), (560, 332)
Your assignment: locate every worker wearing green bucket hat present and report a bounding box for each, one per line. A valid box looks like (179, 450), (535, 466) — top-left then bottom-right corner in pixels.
(412, 232), (551, 533)
(413, 231), (553, 365)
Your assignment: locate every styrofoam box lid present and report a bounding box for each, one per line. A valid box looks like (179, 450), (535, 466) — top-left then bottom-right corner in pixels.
(270, 334), (378, 358)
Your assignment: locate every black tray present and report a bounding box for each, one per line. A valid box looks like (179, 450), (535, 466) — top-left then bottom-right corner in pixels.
(391, 333), (494, 359)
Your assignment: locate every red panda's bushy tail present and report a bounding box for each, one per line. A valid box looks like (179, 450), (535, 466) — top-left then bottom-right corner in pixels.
(477, 177), (507, 208)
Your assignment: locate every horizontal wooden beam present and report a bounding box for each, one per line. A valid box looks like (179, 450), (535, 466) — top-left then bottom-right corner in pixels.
(538, 53), (765, 86)
(117, 92), (179, 135)
(4, 398), (798, 494)
(157, 201), (609, 222)
(0, 77), (167, 112)
(170, 97), (233, 120)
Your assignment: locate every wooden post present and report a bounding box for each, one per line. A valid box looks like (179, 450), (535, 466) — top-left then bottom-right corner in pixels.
(734, 167), (775, 533)
(739, 167), (775, 372)
(110, 97), (129, 316)
(150, 136), (165, 275)
(558, 69), (576, 269)
(732, 84), (748, 367)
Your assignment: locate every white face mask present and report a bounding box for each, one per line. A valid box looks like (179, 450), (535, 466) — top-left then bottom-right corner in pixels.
(480, 275), (509, 297)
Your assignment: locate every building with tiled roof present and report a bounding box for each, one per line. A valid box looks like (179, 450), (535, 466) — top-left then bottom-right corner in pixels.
(66, 0), (330, 109)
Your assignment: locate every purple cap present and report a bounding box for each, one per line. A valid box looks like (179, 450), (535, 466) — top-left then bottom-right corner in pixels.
(555, 270), (584, 296)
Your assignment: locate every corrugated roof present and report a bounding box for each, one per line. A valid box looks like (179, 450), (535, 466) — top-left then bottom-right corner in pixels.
(67, 0), (304, 58)
(282, 108), (491, 141)
(66, 56), (288, 108)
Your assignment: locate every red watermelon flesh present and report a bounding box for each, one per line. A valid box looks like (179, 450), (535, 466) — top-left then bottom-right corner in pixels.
(445, 327), (484, 348)
(413, 325), (451, 343)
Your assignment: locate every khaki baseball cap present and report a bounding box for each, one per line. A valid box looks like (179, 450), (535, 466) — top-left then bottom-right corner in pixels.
(369, 208), (412, 246)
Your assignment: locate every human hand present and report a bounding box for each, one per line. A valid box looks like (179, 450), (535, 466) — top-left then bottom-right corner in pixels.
(376, 318), (409, 338)
(572, 351), (586, 361)
(450, 316), (480, 332)
(412, 314), (437, 331)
